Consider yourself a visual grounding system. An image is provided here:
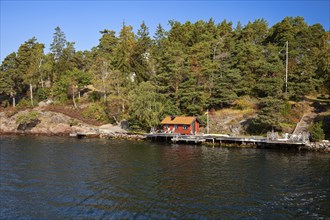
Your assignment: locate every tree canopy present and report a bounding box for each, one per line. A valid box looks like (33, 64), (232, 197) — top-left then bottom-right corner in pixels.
(1, 17), (329, 133)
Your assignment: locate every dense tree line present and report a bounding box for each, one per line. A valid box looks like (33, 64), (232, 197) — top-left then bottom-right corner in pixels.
(1, 17), (329, 133)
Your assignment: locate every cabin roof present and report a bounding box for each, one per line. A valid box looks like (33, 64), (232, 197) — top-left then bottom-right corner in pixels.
(161, 116), (198, 125)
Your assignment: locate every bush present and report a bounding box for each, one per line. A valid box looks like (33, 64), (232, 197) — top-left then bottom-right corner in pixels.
(1, 100), (10, 108)
(233, 96), (255, 110)
(309, 121), (325, 142)
(16, 98), (34, 109)
(16, 111), (40, 124)
(69, 118), (79, 126)
(36, 88), (50, 101)
(88, 91), (101, 102)
(83, 103), (108, 122)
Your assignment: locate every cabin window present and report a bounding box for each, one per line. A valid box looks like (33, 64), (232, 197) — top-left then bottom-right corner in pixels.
(174, 125), (178, 130)
(164, 125), (169, 129)
(183, 125), (188, 130)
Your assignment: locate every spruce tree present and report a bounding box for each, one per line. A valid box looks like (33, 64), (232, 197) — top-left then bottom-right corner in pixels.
(50, 26), (67, 62)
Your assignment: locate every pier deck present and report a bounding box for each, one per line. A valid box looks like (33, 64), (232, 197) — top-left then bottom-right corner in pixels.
(145, 133), (307, 148)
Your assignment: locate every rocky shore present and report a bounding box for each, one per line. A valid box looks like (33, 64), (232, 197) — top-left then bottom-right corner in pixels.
(0, 108), (145, 140)
(1, 108), (329, 152)
(302, 141), (330, 152)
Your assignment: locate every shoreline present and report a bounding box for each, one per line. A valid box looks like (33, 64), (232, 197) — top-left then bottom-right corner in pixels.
(1, 108), (329, 152)
(1, 131), (329, 153)
(0, 130), (146, 140)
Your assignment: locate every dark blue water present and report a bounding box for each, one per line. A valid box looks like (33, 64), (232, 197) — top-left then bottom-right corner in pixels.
(0, 136), (329, 219)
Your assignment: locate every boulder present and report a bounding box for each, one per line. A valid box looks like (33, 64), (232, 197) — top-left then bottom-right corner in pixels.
(38, 101), (47, 107)
(49, 123), (72, 134)
(99, 123), (127, 134)
(17, 119), (40, 131)
(46, 99), (53, 105)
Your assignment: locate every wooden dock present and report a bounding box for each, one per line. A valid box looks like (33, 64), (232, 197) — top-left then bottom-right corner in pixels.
(172, 135), (206, 144)
(145, 133), (307, 149)
(145, 133), (205, 144)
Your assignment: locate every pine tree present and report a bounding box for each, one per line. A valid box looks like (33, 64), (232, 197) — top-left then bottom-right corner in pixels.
(132, 21), (152, 83)
(0, 52), (19, 106)
(115, 24), (135, 79)
(50, 26), (67, 62)
(17, 37), (44, 106)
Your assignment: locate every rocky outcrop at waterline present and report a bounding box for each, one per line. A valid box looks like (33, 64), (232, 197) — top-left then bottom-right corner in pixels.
(302, 141), (330, 152)
(0, 108), (144, 140)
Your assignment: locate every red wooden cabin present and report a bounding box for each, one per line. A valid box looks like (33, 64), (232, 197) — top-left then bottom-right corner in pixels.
(161, 116), (201, 135)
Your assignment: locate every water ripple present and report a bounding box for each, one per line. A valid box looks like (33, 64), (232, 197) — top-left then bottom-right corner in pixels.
(0, 136), (329, 219)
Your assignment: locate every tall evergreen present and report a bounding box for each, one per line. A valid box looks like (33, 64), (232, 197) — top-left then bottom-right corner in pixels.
(16, 37), (44, 106)
(0, 53), (19, 106)
(50, 26), (67, 62)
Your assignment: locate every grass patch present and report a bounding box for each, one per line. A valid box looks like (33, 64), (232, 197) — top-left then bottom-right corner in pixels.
(16, 111), (40, 124)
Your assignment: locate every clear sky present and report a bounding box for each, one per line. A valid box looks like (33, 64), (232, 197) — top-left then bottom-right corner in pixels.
(1, 0), (329, 62)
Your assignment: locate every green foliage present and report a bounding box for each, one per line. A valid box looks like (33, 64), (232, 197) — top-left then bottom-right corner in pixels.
(233, 96), (255, 110)
(1, 100), (10, 108)
(16, 111), (40, 124)
(309, 121), (325, 141)
(50, 26), (67, 62)
(0, 52), (19, 98)
(83, 103), (108, 122)
(69, 118), (79, 126)
(106, 95), (128, 123)
(16, 98), (33, 109)
(280, 101), (292, 117)
(36, 88), (50, 101)
(128, 82), (165, 130)
(67, 68), (91, 91)
(2, 18), (328, 132)
(51, 75), (70, 101)
(247, 97), (285, 134)
(88, 91), (101, 102)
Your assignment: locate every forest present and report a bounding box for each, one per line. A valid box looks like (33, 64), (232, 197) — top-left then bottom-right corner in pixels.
(0, 16), (329, 134)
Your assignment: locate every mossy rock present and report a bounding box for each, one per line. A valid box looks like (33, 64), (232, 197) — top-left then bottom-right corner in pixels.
(17, 119), (41, 131)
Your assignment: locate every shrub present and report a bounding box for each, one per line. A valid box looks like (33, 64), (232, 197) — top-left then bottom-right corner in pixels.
(233, 96), (255, 110)
(83, 103), (108, 122)
(36, 88), (50, 101)
(16, 98), (33, 109)
(88, 91), (101, 102)
(16, 111), (40, 124)
(69, 118), (79, 126)
(309, 121), (325, 142)
(1, 100), (10, 108)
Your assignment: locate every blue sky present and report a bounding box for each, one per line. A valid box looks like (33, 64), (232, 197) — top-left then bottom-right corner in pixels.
(1, 0), (329, 62)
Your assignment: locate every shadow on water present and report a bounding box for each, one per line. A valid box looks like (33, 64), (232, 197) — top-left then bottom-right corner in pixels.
(0, 136), (329, 219)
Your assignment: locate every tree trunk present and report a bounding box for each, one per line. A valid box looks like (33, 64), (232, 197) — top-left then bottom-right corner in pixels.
(113, 116), (119, 125)
(12, 96), (16, 108)
(30, 84), (33, 106)
(78, 91), (81, 99)
(10, 91), (16, 108)
(72, 86), (77, 109)
(102, 75), (106, 102)
(103, 93), (107, 102)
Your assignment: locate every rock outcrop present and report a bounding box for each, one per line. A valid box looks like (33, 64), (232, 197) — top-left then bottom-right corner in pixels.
(303, 141), (330, 152)
(0, 108), (137, 139)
